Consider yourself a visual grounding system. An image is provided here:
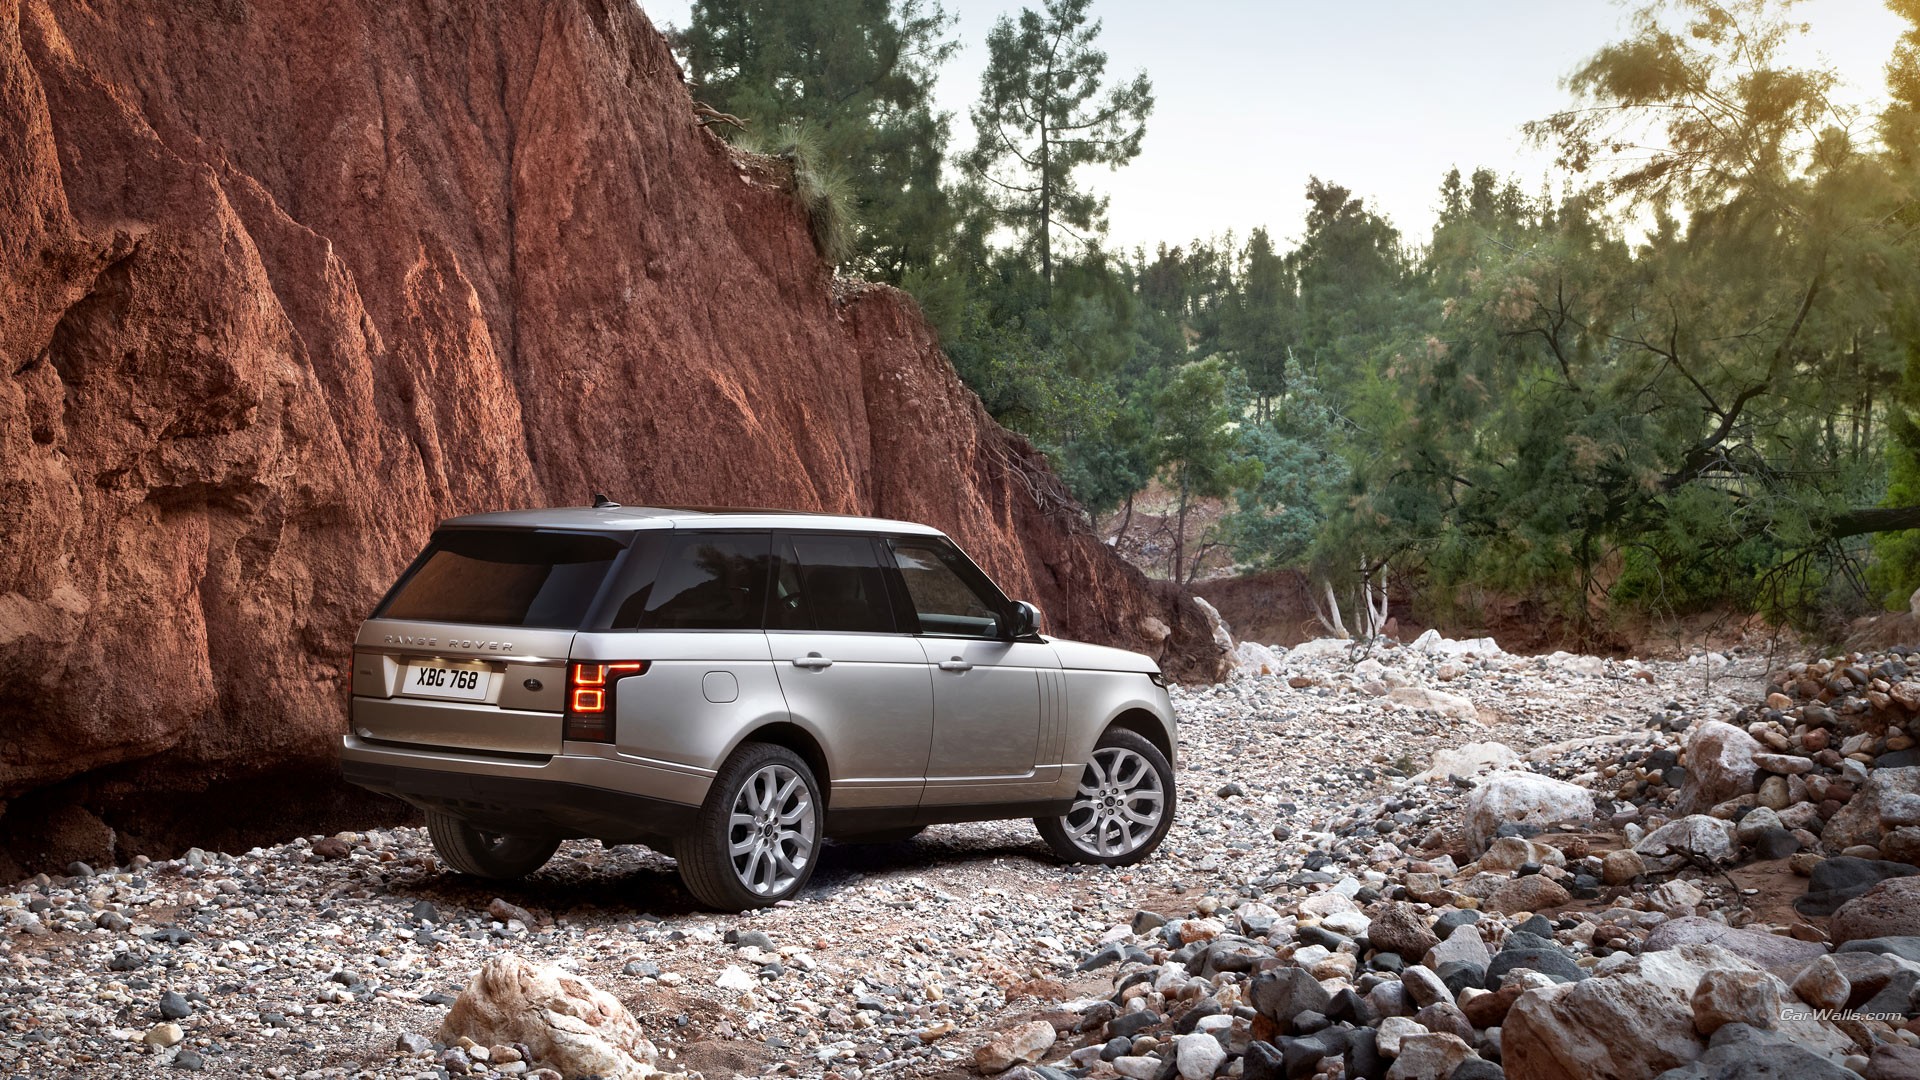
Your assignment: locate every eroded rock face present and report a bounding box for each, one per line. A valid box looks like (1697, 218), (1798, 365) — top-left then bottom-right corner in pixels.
(0, 0), (1225, 865)
(439, 954), (660, 1079)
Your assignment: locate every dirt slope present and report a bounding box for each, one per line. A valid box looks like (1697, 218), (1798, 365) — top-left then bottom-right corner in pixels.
(0, 0), (1225, 873)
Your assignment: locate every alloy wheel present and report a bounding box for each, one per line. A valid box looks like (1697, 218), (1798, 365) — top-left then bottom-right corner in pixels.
(727, 762), (818, 896)
(1062, 746), (1166, 858)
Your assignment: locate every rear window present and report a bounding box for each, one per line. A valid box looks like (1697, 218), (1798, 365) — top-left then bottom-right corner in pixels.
(608, 532), (771, 630)
(378, 530), (624, 628)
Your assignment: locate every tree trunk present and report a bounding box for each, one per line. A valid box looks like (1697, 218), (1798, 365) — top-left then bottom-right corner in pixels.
(1312, 578), (1350, 639)
(1036, 81), (1052, 294)
(1172, 477), (1189, 583)
(1116, 490), (1135, 543)
(1828, 505), (1920, 539)
(1360, 562), (1388, 639)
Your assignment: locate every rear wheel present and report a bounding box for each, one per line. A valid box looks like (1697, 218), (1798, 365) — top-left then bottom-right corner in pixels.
(426, 811), (560, 880)
(1036, 728), (1174, 866)
(678, 743), (823, 911)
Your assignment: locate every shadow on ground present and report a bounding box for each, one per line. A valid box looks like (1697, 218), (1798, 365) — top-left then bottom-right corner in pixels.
(381, 828), (1068, 918)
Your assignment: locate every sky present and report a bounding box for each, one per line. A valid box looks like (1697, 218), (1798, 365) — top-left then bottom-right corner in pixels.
(639, 1), (1908, 253)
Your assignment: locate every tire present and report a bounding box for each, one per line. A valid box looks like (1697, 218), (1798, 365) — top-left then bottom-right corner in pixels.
(677, 743), (824, 911)
(426, 811), (561, 880)
(1036, 727), (1175, 866)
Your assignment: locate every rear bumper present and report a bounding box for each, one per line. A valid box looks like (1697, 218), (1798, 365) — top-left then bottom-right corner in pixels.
(340, 737), (704, 843)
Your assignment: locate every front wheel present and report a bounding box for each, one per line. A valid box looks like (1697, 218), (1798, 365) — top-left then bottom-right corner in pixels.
(425, 811), (560, 880)
(1036, 728), (1175, 866)
(677, 743), (824, 911)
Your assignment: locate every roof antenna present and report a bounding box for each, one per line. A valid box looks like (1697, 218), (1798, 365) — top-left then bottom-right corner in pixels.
(592, 493), (621, 509)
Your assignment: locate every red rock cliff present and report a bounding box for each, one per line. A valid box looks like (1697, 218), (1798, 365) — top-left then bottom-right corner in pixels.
(0, 0), (1225, 871)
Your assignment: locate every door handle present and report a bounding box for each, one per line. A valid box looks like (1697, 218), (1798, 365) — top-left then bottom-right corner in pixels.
(938, 658), (973, 672)
(792, 654), (833, 669)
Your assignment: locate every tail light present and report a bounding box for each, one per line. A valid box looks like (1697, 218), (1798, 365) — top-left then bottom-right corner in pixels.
(565, 662), (648, 742)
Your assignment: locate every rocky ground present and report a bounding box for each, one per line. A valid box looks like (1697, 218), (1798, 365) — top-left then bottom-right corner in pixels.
(11, 633), (1918, 1079)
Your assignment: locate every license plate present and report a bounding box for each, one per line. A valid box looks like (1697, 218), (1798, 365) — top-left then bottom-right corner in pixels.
(401, 662), (492, 702)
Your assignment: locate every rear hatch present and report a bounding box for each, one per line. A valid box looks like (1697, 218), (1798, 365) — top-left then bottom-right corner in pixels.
(350, 529), (628, 756)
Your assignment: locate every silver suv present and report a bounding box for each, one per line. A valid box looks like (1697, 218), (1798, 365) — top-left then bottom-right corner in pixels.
(341, 504), (1178, 910)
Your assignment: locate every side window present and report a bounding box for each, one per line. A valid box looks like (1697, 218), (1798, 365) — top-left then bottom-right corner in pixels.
(769, 535), (897, 634)
(611, 532), (770, 630)
(890, 539), (1004, 638)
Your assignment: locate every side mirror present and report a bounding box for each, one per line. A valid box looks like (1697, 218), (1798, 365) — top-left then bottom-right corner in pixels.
(1008, 600), (1041, 638)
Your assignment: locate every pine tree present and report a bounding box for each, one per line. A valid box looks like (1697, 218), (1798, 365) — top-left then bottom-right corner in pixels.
(675, 0), (957, 281)
(961, 0), (1152, 292)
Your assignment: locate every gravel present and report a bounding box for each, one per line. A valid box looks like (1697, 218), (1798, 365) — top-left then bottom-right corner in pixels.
(0, 638), (1761, 1079)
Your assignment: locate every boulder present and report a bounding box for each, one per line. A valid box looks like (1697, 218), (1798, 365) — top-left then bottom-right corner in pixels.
(1679, 722), (1761, 813)
(1635, 816), (1738, 871)
(1172, 1032), (1226, 1080)
(1789, 956), (1850, 1010)
(1500, 945), (1850, 1080)
(1369, 902), (1440, 959)
(974, 1020), (1056, 1074)
(1479, 836), (1567, 871)
(1486, 936), (1587, 990)
(1249, 967), (1332, 1031)
(1866, 1042), (1920, 1080)
(1602, 849), (1646, 885)
(1384, 1033), (1478, 1080)
(1822, 767), (1920, 851)
(1388, 686), (1479, 722)
(1642, 918), (1829, 980)
(439, 955), (659, 1080)
(1651, 1022), (1862, 1080)
(1414, 742), (1520, 782)
(1375, 1015), (1428, 1057)
(1831, 876), (1920, 945)
(1734, 807), (1784, 846)
(1425, 925), (1492, 972)
(1793, 856), (1920, 917)
(1463, 773), (1597, 856)
(1836, 935), (1920, 964)
(1486, 875), (1571, 915)
(1689, 969), (1779, 1036)
(1234, 640), (1284, 676)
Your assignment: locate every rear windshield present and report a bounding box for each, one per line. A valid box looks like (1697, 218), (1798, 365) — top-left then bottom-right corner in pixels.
(378, 530), (624, 628)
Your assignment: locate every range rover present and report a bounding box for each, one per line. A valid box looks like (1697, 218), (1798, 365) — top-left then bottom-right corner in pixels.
(340, 504), (1178, 910)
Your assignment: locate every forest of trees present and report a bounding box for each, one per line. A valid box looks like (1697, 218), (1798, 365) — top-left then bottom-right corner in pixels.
(673, 0), (1920, 641)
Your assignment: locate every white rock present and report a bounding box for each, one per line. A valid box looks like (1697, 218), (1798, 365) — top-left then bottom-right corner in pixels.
(1377, 1015), (1429, 1056)
(1648, 879), (1706, 911)
(1321, 911), (1371, 937)
(1175, 1032), (1227, 1079)
(1543, 651), (1607, 678)
(714, 965), (757, 991)
(1234, 640), (1284, 675)
(1192, 596), (1234, 653)
(1385, 1032), (1477, 1079)
(1113, 1055), (1167, 1080)
(1388, 686), (1478, 722)
(439, 955), (659, 1080)
(1410, 629), (1504, 657)
(1414, 741), (1520, 782)
(1289, 638), (1353, 660)
(1462, 773), (1597, 855)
